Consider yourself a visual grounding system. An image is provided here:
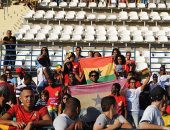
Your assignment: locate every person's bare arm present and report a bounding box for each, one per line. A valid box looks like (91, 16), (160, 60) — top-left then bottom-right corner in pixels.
(121, 120), (132, 129)
(139, 122), (170, 130)
(141, 76), (150, 91)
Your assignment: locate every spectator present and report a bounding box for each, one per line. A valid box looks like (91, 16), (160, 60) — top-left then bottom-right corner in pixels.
(93, 96), (132, 130)
(1, 30), (16, 72)
(125, 76), (150, 128)
(112, 48), (121, 60)
(53, 97), (88, 130)
(0, 83), (11, 117)
(125, 51), (136, 73)
(58, 93), (71, 115)
(54, 64), (63, 85)
(149, 73), (160, 91)
(115, 65), (126, 80)
(88, 51), (94, 58)
(94, 52), (102, 57)
(0, 87), (52, 129)
(159, 65), (166, 76)
(110, 83), (127, 118)
(16, 67), (25, 85)
(139, 86), (170, 130)
(36, 90), (49, 106)
(74, 46), (84, 62)
(63, 61), (73, 86)
(68, 72), (79, 86)
(45, 78), (62, 121)
(5, 69), (17, 91)
(89, 70), (100, 83)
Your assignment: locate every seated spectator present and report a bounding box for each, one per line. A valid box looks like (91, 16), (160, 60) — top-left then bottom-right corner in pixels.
(125, 51), (136, 73)
(53, 97), (89, 130)
(68, 72), (79, 86)
(93, 96), (132, 130)
(139, 86), (170, 130)
(36, 90), (49, 106)
(0, 87), (52, 129)
(88, 51), (94, 58)
(109, 83), (127, 118)
(111, 48), (121, 60)
(58, 93), (71, 115)
(114, 55), (127, 75)
(54, 64), (63, 85)
(16, 67), (25, 85)
(94, 52), (102, 57)
(115, 65), (126, 80)
(149, 73), (160, 91)
(89, 70), (100, 83)
(159, 65), (166, 76)
(0, 83), (11, 117)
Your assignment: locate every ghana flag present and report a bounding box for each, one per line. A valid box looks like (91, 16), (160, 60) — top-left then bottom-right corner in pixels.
(0, 125), (16, 130)
(80, 56), (116, 84)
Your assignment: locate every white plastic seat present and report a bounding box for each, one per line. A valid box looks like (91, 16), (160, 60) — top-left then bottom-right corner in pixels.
(60, 34), (70, 41)
(51, 29), (61, 35)
(118, 11), (128, 20)
(162, 27), (170, 34)
(160, 12), (169, 18)
(118, 3), (126, 8)
(49, 2), (57, 7)
(76, 11), (86, 20)
(39, 28), (49, 35)
(131, 30), (142, 36)
(119, 30), (130, 37)
(65, 11), (75, 20)
(69, 2), (77, 7)
(140, 26), (149, 33)
(120, 35), (130, 42)
(133, 35), (143, 42)
(158, 3), (166, 9)
(32, 25), (41, 30)
(47, 33), (59, 41)
(78, 2), (86, 7)
(145, 35), (155, 42)
(33, 12), (44, 19)
(23, 10), (35, 19)
(148, 3), (157, 9)
(167, 3), (170, 9)
(150, 12), (161, 21)
(53, 25), (62, 31)
(97, 14), (106, 20)
(106, 26), (116, 32)
(44, 11), (54, 19)
(96, 35), (106, 42)
(21, 25), (31, 31)
(15, 33), (23, 40)
(127, 3), (136, 8)
(137, 3), (145, 8)
(158, 36), (168, 43)
(84, 35), (94, 41)
(34, 33), (46, 41)
(143, 30), (153, 36)
(162, 15), (170, 21)
(89, 2), (97, 7)
(118, 26), (127, 33)
(129, 26), (138, 32)
(71, 35), (82, 41)
(18, 28), (27, 35)
(28, 28), (38, 35)
(87, 14), (96, 20)
(39, 0), (50, 7)
(23, 33), (34, 40)
(55, 11), (66, 20)
(139, 12), (149, 21)
(59, 2), (67, 7)
(108, 35), (118, 42)
(129, 11), (138, 20)
(98, 1), (106, 7)
(156, 30), (166, 37)
(107, 14), (117, 20)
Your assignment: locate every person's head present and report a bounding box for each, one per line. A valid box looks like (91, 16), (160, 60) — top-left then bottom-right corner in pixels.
(101, 96), (116, 114)
(16, 67), (25, 78)
(24, 74), (32, 85)
(41, 90), (49, 102)
(165, 85), (170, 96)
(88, 51), (94, 58)
(114, 55), (126, 65)
(68, 52), (76, 62)
(112, 48), (121, 58)
(89, 70), (100, 83)
(55, 64), (62, 73)
(41, 47), (49, 56)
(111, 83), (121, 95)
(126, 51), (131, 60)
(19, 87), (35, 109)
(47, 78), (56, 88)
(0, 74), (7, 82)
(127, 71), (135, 78)
(64, 62), (73, 74)
(5, 69), (12, 78)
(75, 46), (82, 56)
(62, 93), (71, 104)
(0, 84), (10, 106)
(94, 52), (102, 57)
(150, 86), (166, 103)
(160, 66), (166, 75)
(65, 97), (81, 119)
(6, 30), (12, 37)
(129, 77), (136, 89)
(152, 74), (158, 83)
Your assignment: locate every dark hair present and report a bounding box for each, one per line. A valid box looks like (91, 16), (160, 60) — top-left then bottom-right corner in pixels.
(89, 70), (99, 77)
(88, 51), (94, 57)
(65, 97), (81, 112)
(41, 90), (49, 99)
(0, 74), (7, 82)
(128, 77), (136, 84)
(41, 47), (49, 56)
(126, 51), (131, 55)
(0, 84), (10, 99)
(24, 74), (32, 81)
(114, 55), (126, 65)
(101, 96), (116, 112)
(75, 46), (81, 51)
(64, 62), (73, 74)
(94, 52), (102, 57)
(150, 86), (165, 101)
(112, 48), (121, 56)
(60, 93), (72, 113)
(111, 83), (121, 93)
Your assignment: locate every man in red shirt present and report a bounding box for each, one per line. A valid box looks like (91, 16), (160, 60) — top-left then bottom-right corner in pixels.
(109, 83), (127, 119)
(125, 51), (136, 73)
(0, 87), (52, 130)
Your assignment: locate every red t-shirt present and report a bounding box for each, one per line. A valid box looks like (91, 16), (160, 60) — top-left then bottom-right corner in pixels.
(64, 74), (69, 86)
(7, 105), (48, 124)
(45, 85), (62, 106)
(109, 94), (127, 115)
(72, 61), (80, 74)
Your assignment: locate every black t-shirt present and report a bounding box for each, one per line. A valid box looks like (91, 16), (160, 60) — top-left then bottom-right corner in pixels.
(3, 36), (16, 54)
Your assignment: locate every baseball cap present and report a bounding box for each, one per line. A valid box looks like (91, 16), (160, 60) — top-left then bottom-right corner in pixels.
(150, 86), (165, 101)
(16, 67), (24, 73)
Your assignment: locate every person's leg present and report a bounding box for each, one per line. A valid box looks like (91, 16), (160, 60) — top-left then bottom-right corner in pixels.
(131, 111), (139, 128)
(3, 55), (9, 72)
(10, 56), (16, 70)
(127, 111), (135, 127)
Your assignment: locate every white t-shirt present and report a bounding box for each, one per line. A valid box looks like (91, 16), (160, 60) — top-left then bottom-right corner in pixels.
(53, 113), (76, 130)
(126, 87), (142, 112)
(140, 105), (164, 126)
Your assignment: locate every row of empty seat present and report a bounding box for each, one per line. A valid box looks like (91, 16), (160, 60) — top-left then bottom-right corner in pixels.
(38, 1), (170, 10)
(15, 24), (170, 42)
(23, 10), (170, 22)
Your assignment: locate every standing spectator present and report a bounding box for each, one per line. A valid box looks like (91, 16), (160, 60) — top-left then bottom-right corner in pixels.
(110, 83), (127, 118)
(45, 79), (62, 121)
(112, 48), (121, 60)
(93, 96), (132, 130)
(125, 76), (150, 128)
(139, 86), (170, 130)
(89, 70), (100, 83)
(74, 46), (84, 62)
(5, 69), (17, 92)
(125, 51), (136, 73)
(1, 30), (16, 72)
(0, 87), (52, 129)
(53, 97), (88, 130)
(94, 52), (102, 57)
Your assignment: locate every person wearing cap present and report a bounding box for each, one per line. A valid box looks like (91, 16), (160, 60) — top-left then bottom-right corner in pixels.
(148, 73), (160, 92)
(16, 67), (25, 85)
(139, 86), (170, 130)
